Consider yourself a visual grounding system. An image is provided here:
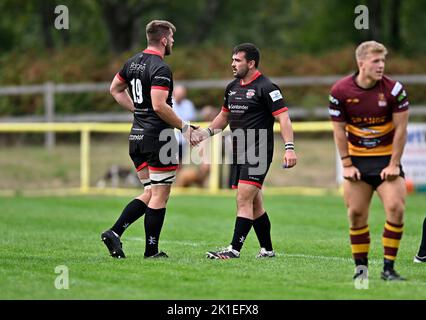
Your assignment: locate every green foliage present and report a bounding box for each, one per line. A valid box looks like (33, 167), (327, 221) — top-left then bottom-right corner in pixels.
(0, 1), (425, 116)
(2, 0), (426, 54)
(0, 45), (426, 116)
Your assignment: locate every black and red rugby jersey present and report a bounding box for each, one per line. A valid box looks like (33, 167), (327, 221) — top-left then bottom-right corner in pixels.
(117, 49), (174, 137)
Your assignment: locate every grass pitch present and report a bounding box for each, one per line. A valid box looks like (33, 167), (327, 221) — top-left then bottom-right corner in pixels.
(1, 193), (425, 300)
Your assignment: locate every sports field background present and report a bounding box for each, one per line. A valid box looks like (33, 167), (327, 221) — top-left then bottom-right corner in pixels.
(1, 193), (425, 300)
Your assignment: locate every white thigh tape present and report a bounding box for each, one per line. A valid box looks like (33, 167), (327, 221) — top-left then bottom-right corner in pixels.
(140, 178), (152, 189)
(150, 171), (176, 185)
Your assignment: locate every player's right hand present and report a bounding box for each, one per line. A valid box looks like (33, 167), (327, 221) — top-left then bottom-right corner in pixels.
(343, 165), (361, 181)
(190, 128), (210, 146)
(183, 125), (199, 146)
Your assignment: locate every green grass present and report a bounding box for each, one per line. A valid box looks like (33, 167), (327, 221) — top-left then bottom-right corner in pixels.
(0, 194), (425, 300)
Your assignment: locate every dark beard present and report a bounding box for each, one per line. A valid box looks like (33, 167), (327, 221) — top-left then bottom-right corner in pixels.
(234, 67), (248, 79)
(165, 44), (172, 56)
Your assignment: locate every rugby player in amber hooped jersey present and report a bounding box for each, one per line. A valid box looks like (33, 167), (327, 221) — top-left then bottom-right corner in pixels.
(101, 20), (198, 260)
(193, 43), (297, 259)
(329, 41), (410, 281)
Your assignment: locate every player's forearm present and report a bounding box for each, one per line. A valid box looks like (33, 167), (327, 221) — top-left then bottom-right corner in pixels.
(278, 113), (294, 144)
(390, 125), (407, 166)
(209, 112), (229, 131)
(112, 91), (135, 113)
(332, 122), (351, 165)
(154, 103), (185, 130)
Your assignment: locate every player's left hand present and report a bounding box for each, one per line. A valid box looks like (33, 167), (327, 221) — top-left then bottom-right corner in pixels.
(283, 150), (297, 169)
(380, 164), (400, 181)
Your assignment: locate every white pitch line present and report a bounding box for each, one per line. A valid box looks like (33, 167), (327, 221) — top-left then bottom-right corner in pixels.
(125, 238), (383, 264)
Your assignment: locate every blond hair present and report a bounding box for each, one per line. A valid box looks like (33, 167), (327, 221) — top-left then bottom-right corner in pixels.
(146, 20), (176, 45)
(355, 41), (388, 61)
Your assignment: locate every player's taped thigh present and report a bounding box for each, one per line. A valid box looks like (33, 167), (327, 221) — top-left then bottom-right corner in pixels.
(139, 178), (152, 190)
(137, 166), (151, 190)
(149, 170), (176, 186)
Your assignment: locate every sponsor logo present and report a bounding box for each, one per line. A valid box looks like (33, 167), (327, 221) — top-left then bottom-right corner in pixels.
(397, 90), (407, 102)
(129, 62), (146, 73)
(228, 90), (237, 96)
(391, 81), (402, 96)
(269, 90), (283, 102)
(248, 176), (260, 181)
(378, 93), (387, 107)
(346, 98), (360, 104)
(129, 134), (144, 141)
(360, 127), (380, 134)
(398, 101), (409, 109)
(359, 137), (381, 148)
(246, 89), (256, 99)
(328, 108), (341, 117)
(329, 95), (339, 105)
(228, 104), (248, 111)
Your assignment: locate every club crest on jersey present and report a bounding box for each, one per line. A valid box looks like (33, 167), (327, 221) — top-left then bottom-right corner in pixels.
(246, 89), (256, 99)
(378, 93), (387, 107)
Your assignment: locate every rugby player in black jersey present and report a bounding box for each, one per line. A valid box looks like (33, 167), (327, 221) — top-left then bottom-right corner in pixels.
(194, 43), (297, 259)
(101, 20), (197, 259)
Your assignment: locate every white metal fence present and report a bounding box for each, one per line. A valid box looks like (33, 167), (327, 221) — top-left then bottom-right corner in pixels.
(1, 75), (426, 148)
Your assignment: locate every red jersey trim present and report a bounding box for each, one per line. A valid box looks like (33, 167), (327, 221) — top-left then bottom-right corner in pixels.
(272, 107), (288, 116)
(136, 162), (148, 172)
(116, 73), (126, 82)
(240, 71), (262, 87)
(151, 86), (169, 91)
(231, 185), (238, 189)
(221, 106), (230, 112)
(143, 49), (164, 59)
(239, 180), (263, 189)
(148, 165), (178, 172)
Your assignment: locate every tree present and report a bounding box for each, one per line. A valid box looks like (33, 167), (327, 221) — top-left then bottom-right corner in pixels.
(367, 0), (382, 40)
(389, 0), (401, 50)
(99, 0), (168, 53)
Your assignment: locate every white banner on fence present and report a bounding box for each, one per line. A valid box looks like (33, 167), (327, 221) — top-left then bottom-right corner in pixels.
(402, 123), (426, 184)
(336, 123), (426, 186)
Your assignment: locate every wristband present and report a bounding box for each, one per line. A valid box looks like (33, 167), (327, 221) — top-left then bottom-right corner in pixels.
(181, 122), (197, 133)
(285, 142), (295, 151)
(180, 121), (189, 133)
(206, 127), (214, 137)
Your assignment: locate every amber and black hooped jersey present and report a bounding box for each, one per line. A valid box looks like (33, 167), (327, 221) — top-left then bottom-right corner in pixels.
(116, 49), (174, 137)
(222, 71), (288, 162)
(329, 73), (409, 156)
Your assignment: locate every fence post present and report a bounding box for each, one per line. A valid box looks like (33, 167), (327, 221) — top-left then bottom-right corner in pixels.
(80, 127), (90, 194)
(44, 82), (55, 149)
(209, 133), (222, 194)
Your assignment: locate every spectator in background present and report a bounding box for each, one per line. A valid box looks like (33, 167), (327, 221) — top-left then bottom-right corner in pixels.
(173, 85), (197, 162)
(175, 105), (219, 188)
